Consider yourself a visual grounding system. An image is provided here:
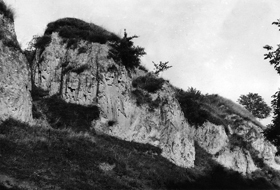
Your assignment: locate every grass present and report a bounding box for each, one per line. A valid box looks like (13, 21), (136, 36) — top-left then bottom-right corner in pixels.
(0, 119), (277, 190)
(34, 17), (120, 50)
(132, 73), (165, 93)
(204, 94), (264, 129)
(174, 87), (264, 129)
(0, 1), (14, 21)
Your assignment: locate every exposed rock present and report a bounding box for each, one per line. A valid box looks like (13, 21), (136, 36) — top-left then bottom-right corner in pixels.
(33, 33), (195, 168)
(194, 114), (280, 174)
(0, 11), (32, 123)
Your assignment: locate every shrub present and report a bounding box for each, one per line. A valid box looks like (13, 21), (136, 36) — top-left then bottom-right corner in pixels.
(138, 65), (149, 72)
(131, 89), (160, 111)
(175, 87), (210, 127)
(34, 35), (52, 49)
(0, 1), (14, 21)
(2, 38), (21, 50)
(132, 73), (165, 93)
(109, 34), (146, 70)
(30, 18), (120, 50)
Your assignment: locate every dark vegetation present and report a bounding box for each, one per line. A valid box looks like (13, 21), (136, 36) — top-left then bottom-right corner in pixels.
(175, 87), (263, 128)
(238, 93), (271, 119)
(153, 61), (172, 75)
(0, 29), (21, 51)
(0, 2), (21, 51)
(33, 18), (120, 50)
(131, 73), (165, 111)
(263, 19), (280, 152)
(0, 118), (276, 190)
(108, 32), (146, 70)
(132, 73), (165, 93)
(29, 18), (146, 72)
(0, 1), (14, 21)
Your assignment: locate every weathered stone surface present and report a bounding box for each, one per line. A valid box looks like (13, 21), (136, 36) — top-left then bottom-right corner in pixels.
(194, 122), (228, 155)
(33, 33), (195, 168)
(0, 13), (32, 123)
(194, 114), (280, 174)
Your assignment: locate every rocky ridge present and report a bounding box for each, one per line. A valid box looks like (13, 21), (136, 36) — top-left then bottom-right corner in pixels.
(32, 29), (280, 175)
(32, 33), (195, 168)
(0, 5), (32, 123)
(0, 10), (279, 179)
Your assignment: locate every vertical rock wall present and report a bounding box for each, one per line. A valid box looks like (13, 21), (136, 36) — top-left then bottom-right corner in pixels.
(0, 14), (32, 123)
(33, 34), (196, 168)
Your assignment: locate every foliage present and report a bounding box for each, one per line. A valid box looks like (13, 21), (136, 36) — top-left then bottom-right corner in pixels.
(138, 64), (149, 72)
(175, 87), (210, 127)
(264, 90), (280, 148)
(174, 88), (263, 128)
(109, 32), (146, 70)
(0, 30), (21, 50)
(131, 89), (161, 111)
(263, 19), (280, 149)
(153, 61), (172, 75)
(31, 18), (120, 50)
(132, 73), (165, 93)
(0, 1), (14, 21)
(0, 119), (276, 190)
(238, 93), (271, 119)
(33, 35), (52, 50)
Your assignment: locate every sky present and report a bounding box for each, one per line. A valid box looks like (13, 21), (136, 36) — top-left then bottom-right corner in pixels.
(6, 0), (280, 125)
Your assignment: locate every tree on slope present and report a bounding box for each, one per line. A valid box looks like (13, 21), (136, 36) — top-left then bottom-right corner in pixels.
(237, 93), (271, 119)
(263, 19), (280, 148)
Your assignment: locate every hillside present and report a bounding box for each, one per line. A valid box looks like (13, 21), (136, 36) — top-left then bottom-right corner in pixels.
(1, 2), (280, 189)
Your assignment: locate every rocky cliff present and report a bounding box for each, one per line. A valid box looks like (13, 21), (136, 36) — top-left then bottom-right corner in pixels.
(31, 20), (280, 176)
(0, 1), (32, 123)
(32, 32), (195, 168)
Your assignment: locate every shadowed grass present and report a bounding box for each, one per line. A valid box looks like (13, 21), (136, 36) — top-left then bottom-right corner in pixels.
(0, 119), (276, 190)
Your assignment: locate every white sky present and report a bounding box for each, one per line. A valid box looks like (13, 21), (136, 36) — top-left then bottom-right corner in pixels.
(6, 0), (280, 125)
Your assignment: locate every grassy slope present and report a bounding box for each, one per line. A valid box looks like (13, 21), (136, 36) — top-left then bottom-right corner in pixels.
(0, 94), (277, 190)
(0, 119), (276, 190)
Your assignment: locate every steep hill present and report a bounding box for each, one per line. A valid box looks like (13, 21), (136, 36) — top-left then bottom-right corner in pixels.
(1, 7), (280, 189)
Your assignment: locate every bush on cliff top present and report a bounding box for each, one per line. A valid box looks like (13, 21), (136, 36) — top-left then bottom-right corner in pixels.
(132, 73), (165, 93)
(0, 1), (14, 21)
(175, 87), (263, 128)
(34, 17), (120, 50)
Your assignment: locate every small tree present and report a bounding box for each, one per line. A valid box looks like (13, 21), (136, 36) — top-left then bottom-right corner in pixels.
(109, 30), (146, 70)
(237, 93), (271, 119)
(153, 61), (172, 76)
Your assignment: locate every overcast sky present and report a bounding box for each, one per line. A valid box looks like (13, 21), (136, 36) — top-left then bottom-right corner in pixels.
(6, 0), (280, 125)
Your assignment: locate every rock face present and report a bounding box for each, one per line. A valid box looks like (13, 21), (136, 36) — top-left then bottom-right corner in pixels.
(0, 11), (32, 123)
(194, 115), (280, 174)
(33, 33), (195, 168)
(33, 32), (280, 173)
